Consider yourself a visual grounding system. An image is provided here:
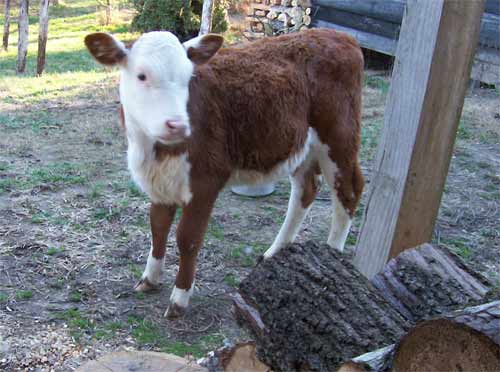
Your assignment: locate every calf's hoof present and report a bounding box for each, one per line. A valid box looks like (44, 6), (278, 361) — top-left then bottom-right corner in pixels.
(164, 303), (187, 319)
(134, 277), (160, 292)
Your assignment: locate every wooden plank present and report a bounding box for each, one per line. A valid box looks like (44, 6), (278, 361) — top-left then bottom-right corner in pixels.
(485, 0), (500, 15)
(314, 7), (401, 39)
(312, 19), (397, 55)
(313, 0), (406, 23)
(353, 0), (485, 279)
(480, 12), (500, 48)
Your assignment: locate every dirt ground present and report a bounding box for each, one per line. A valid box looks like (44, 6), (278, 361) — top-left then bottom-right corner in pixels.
(0, 63), (499, 370)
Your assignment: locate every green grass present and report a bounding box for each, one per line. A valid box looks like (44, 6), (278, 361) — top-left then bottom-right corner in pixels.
(223, 273), (240, 288)
(364, 75), (390, 95)
(0, 0), (138, 105)
(69, 291), (82, 302)
(16, 290), (34, 300)
(0, 293), (8, 303)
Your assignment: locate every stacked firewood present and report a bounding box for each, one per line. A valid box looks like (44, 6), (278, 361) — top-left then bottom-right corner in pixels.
(245, 0), (312, 39)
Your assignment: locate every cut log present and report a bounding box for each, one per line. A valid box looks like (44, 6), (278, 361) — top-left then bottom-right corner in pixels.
(393, 301), (500, 372)
(372, 243), (493, 323)
(77, 351), (207, 372)
(338, 301), (500, 372)
(200, 342), (272, 372)
(233, 241), (410, 371)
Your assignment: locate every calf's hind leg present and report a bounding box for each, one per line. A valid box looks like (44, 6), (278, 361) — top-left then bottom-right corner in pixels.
(135, 203), (177, 292)
(264, 162), (321, 259)
(318, 149), (363, 252)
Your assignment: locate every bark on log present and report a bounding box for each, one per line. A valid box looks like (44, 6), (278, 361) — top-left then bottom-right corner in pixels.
(17, 0), (29, 74)
(37, 0), (50, 76)
(233, 241), (410, 371)
(2, 0), (10, 51)
(372, 243), (492, 323)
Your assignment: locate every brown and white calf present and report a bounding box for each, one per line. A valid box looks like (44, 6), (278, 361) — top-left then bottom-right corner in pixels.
(85, 29), (364, 318)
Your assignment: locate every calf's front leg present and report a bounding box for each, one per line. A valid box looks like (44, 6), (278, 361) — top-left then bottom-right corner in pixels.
(134, 203), (177, 292)
(165, 192), (217, 319)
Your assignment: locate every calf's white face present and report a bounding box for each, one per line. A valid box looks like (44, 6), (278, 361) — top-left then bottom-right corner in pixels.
(85, 31), (223, 145)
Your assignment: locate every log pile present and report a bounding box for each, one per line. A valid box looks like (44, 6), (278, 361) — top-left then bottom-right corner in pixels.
(230, 241), (498, 371)
(245, 0), (312, 39)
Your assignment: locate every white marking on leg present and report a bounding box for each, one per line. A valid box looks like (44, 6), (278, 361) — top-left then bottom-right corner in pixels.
(168, 281), (195, 308)
(311, 128), (352, 252)
(142, 242), (165, 285)
(264, 171), (313, 259)
(327, 191), (352, 252)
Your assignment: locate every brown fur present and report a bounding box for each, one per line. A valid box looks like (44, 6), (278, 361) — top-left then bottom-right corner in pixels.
(155, 29), (364, 292)
(102, 30), (364, 298)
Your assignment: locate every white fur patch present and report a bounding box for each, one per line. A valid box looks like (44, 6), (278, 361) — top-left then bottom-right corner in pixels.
(228, 129), (314, 187)
(169, 282), (195, 308)
(310, 128), (352, 252)
(142, 242), (165, 285)
(127, 136), (192, 206)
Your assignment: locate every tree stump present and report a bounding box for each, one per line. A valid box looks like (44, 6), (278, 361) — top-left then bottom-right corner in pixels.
(77, 351), (206, 372)
(233, 241), (410, 371)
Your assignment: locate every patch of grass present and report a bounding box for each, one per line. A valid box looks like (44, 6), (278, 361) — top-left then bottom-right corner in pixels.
(104, 321), (125, 331)
(360, 120), (382, 161)
(69, 291), (82, 302)
(127, 315), (163, 345)
(457, 119), (472, 140)
(127, 180), (143, 197)
(346, 234), (357, 246)
(129, 264), (143, 280)
(229, 243), (262, 267)
(31, 211), (50, 224)
(162, 333), (225, 359)
(208, 222), (225, 240)
(444, 238), (473, 261)
(0, 162), (9, 171)
(223, 273), (239, 288)
(16, 290), (34, 300)
(88, 182), (105, 200)
(0, 293), (9, 303)
(29, 162), (88, 187)
(46, 246), (65, 256)
(364, 75), (390, 95)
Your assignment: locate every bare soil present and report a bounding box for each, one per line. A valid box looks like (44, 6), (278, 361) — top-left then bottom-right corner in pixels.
(0, 70), (499, 371)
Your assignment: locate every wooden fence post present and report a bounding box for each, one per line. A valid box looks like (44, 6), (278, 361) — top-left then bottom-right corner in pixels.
(353, 0), (485, 279)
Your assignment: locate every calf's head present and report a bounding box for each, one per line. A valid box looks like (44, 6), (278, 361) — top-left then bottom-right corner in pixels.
(85, 31), (223, 145)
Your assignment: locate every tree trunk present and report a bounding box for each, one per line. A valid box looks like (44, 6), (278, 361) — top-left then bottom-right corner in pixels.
(105, 0), (112, 25)
(2, 0), (11, 51)
(372, 243), (493, 323)
(233, 241), (410, 371)
(339, 301), (500, 372)
(37, 0), (50, 76)
(17, 0), (29, 74)
(199, 0), (214, 35)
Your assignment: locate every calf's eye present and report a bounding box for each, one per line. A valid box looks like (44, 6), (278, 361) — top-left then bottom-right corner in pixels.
(138, 73), (146, 81)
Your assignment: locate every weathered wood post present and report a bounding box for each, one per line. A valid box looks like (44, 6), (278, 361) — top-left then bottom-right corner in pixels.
(2, 0), (11, 51)
(37, 0), (50, 76)
(353, 0), (486, 278)
(17, 0), (30, 74)
(199, 0), (214, 36)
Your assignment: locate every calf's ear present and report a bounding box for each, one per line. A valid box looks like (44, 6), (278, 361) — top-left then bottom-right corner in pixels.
(183, 34), (224, 65)
(84, 33), (128, 66)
